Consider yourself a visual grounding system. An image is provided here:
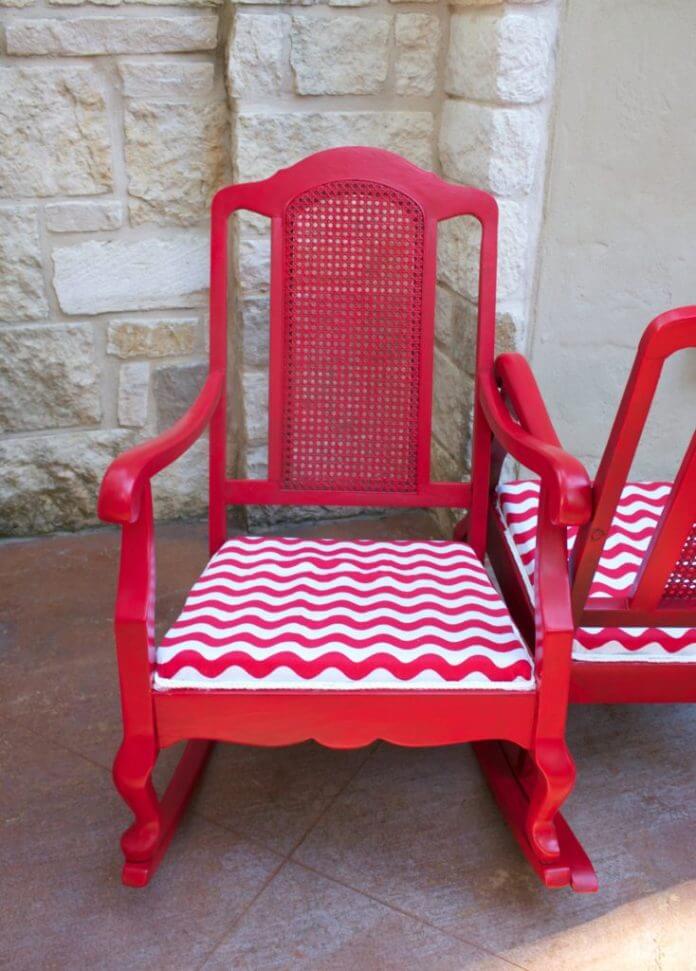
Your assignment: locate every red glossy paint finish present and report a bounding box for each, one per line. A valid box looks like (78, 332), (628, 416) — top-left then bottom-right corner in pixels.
(98, 148), (596, 892)
(485, 307), (696, 704)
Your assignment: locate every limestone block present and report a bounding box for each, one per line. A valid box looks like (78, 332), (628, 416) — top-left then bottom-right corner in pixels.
(241, 296), (270, 367)
(125, 101), (228, 225)
(107, 317), (200, 358)
(45, 201), (123, 233)
(432, 347), (472, 461)
(291, 16), (390, 95)
(117, 362), (148, 428)
(227, 14), (286, 98)
(395, 14), (440, 97)
(0, 66), (111, 198)
(53, 233), (209, 314)
(439, 100), (542, 196)
(153, 361), (208, 431)
(0, 323), (101, 432)
(239, 238), (271, 293)
(0, 208), (48, 321)
(438, 199), (529, 301)
(243, 370), (269, 444)
(152, 437), (208, 521)
(118, 60), (215, 97)
(0, 430), (133, 535)
(236, 111), (434, 182)
(6, 16), (218, 56)
(447, 9), (556, 104)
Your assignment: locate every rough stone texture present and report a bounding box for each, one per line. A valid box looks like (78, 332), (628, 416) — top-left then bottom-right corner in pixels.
(45, 201), (123, 233)
(0, 324), (101, 433)
(125, 101), (228, 226)
(118, 361), (150, 427)
(48, 0), (120, 5)
(107, 317), (200, 359)
(236, 111), (434, 183)
(0, 67), (112, 199)
(153, 362), (208, 431)
(447, 10), (556, 104)
(118, 60), (215, 98)
(439, 101), (542, 196)
(290, 16), (390, 95)
(228, 14), (286, 98)
(239, 238), (271, 294)
(394, 14), (440, 97)
(53, 233), (209, 315)
(152, 436), (208, 520)
(6, 16), (219, 56)
(123, 0), (221, 6)
(1, 0), (36, 7)
(438, 200), (529, 302)
(0, 0), (561, 537)
(432, 346), (471, 464)
(241, 296), (270, 367)
(0, 208), (48, 322)
(0, 429), (132, 535)
(243, 370), (269, 444)
(434, 284), (471, 370)
(47, 0), (221, 4)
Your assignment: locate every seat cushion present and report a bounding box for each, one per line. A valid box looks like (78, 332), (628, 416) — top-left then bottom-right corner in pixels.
(497, 480), (696, 663)
(155, 537), (534, 691)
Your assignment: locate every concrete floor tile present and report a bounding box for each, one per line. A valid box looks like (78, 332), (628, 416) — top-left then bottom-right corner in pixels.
(201, 861), (513, 971)
(193, 740), (374, 855)
(294, 710), (696, 958)
(1, 515), (694, 970)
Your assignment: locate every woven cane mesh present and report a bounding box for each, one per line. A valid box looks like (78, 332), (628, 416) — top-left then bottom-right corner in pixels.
(662, 521), (696, 603)
(280, 180), (425, 493)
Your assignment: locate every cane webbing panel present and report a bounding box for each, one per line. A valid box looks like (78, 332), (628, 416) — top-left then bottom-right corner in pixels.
(662, 521), (696, 603)
(280, 180), (425, 493)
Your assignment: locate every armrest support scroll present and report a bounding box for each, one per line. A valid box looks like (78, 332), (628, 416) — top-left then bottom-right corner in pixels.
(479, 355), (591, 527)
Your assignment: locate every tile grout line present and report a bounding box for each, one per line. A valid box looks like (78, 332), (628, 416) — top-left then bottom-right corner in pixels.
(194, 855), (290, 971)
(291, 857), (532, 971)
(194, 741), (382, 969)
(285, 740), (381, 858)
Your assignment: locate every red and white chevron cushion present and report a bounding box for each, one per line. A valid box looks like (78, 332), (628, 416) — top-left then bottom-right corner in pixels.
(497, 480), (696, 663)
(154, 537), (534, 691)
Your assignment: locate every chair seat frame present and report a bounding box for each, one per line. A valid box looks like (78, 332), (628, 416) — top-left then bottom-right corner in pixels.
(485, 307), (696, 704)
(99, 148), (597, 891)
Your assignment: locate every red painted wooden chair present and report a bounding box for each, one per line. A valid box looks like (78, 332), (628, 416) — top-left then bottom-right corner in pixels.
(98, 148), (597, 892)
(486, 308), (696, 705)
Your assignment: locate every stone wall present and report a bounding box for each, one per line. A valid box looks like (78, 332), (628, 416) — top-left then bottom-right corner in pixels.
(0, 3), (227, 534)
(0, 0), (561, 535)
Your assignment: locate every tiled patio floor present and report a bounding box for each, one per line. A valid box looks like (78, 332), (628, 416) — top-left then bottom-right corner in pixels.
(1, 511), (694, 970)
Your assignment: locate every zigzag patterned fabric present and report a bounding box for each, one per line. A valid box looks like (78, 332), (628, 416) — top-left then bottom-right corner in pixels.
(497, 480), (696, 663)
(155, 537), (535, 691)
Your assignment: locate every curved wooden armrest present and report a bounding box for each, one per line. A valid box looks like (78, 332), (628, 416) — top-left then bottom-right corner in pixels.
(479, 358), (591, 527)
(98, 370), (224, 526)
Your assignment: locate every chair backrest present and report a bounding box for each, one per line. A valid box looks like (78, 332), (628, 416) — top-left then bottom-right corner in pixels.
(206, 148), (499, 554)
(570, 307), (696, 628)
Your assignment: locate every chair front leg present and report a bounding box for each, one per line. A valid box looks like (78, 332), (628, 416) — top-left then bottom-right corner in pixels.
(110, 484), (214, 886)
(526, 495), (576, 860)
(111, 484), (162, 878)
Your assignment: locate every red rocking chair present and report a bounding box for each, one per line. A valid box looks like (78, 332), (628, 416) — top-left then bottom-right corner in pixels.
(486, 307), (696, 705)
(98, 148), (597, 891)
